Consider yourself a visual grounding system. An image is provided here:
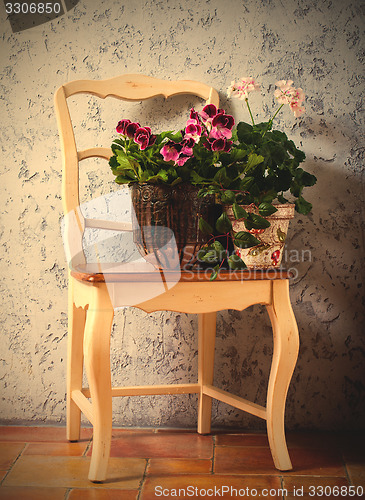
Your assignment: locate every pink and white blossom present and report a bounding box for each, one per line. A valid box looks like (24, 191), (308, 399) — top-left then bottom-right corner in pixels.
(274, 80), (305, 116)
(227, 77), (260, 100)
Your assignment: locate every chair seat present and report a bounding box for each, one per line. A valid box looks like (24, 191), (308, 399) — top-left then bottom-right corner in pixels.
(70, 263), (293, 283)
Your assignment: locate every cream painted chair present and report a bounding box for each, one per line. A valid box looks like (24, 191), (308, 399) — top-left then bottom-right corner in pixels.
(54, 74), (299, 482)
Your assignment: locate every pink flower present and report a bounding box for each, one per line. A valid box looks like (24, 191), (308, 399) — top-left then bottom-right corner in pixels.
(290, 101), (305, 117)
(209, 112), (235, 140)
(180, 138), (195, 156)
(274, 80), (305, 116)
(116, 119), (131, 134)
(134, 126), (156, 150)
(227, 77), (260, 100)
(184, 122), (202, 143)
(160, 141), (181, 163)
(176, 155), (190, 166)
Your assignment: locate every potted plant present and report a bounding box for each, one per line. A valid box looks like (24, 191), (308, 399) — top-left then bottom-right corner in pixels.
(108, 106), (246, 269)
(196, 77), (317, 277)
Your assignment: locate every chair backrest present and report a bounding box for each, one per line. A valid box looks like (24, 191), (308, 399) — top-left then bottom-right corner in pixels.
(54, 74), (220, 268)
(54, 74), (219, 216)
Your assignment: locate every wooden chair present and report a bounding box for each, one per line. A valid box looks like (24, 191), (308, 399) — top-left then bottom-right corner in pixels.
(54, 74), (299, 482)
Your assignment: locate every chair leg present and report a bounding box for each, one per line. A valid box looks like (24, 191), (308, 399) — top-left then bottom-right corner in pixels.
(67, 283), (86, 442)
(83, 284), (114, 482)
(197, 312), (217, 434)
(266, 279), (299, 471)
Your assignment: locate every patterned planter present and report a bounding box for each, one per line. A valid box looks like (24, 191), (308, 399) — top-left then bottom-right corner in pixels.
(225, 204), (295, 269)
(131, 183), (216, 269)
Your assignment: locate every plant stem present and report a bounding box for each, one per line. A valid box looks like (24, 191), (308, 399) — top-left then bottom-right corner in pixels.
(262, 104), (284, 137)
(245, 98), (255, 126)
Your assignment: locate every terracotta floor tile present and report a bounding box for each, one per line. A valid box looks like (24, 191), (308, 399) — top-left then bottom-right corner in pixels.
(214, 446), (346, 476)
(0, 470), (8, 481)
(215, 433), (269, 447)
(141, 474), (281, 499)
(68, 489), (139, 499)
(147, 458), (212, 475)
(0, 443), (25, 469)
(24, 442), (88, 456)
(0, 426), (92, 443)
(89, 431), (213, 459)
(2, 455), (146, 489)
(283, 475), (349, 492)
(0, 486), (67, 500)
(346, 463), (365, 488)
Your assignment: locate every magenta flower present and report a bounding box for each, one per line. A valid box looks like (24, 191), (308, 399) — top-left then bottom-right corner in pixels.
(184, 122), (202, 143)
(125, 122), (140, 139)
(209, 112), (235, 140)
(160, 141), (181, 163)
(176, 155), (191, 166)
(199, 104), (219, 123)
(211, 138), (233, 152)
(116, 119), (131, 134)
(204, 138), (233, 152)
(134, 126), (156, 150)
(180, 138), (195, 156)
(189, 108), (200, 123)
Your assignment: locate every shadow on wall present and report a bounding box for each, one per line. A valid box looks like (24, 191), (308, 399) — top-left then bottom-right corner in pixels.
(4, 0), (80, 33)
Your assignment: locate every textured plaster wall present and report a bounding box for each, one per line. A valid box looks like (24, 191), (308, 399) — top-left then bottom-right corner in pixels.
(0, 0), (364, 430)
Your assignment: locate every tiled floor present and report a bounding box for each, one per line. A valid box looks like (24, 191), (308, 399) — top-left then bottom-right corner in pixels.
(0, 426), (364, 499)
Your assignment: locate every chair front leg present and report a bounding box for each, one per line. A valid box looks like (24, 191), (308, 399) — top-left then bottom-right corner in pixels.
(266, 279), (299, 471)
(83, 284), (114, 482)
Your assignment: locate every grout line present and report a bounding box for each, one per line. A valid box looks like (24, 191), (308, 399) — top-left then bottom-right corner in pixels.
(137, 458), (149, 500)
(211, 434), (216, 474)
(64, 487), (72, 500)
(0, 442), (28, 485)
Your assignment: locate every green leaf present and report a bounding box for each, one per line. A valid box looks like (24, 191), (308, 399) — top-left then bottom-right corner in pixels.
(199, 217), (213, 235)
(295, 196), (313, 215)
(212, 240), (225, 253)
(244, 213), (271, 230)
(115, 175), (133, 184)
(233, 231), (261, 248)
(232, 203), (248, 220)
(210, 264), (220, 281)
(213, 167), (231, 188)
(215, 212), (232, 233)
(116, 153), (134, 170)
(258, 202), (278, 216)
(246, 153), (264, 172)
(199, 250), (220, 264)
(220, 190), (236, 204)
(228, 254), (247, 270)
(239, 176), (254, 191)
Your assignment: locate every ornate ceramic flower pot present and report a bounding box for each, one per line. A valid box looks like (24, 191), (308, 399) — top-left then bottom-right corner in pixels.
(131, 183), (216, 269)
(225, 204), (295, 269)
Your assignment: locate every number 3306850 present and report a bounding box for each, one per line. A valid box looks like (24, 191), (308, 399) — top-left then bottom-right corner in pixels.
(5, 3), (62, 14)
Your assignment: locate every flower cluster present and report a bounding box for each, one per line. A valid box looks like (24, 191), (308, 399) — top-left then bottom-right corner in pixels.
(160, 105), (235, 166)
(116, 119), (157, 150)
(228, 77), (306, 118)
(274, 80), (305, 117)
(227, 77), (261, 100)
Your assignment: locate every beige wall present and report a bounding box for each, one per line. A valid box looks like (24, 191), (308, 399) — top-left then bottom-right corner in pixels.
(0, 0), (364, 430)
